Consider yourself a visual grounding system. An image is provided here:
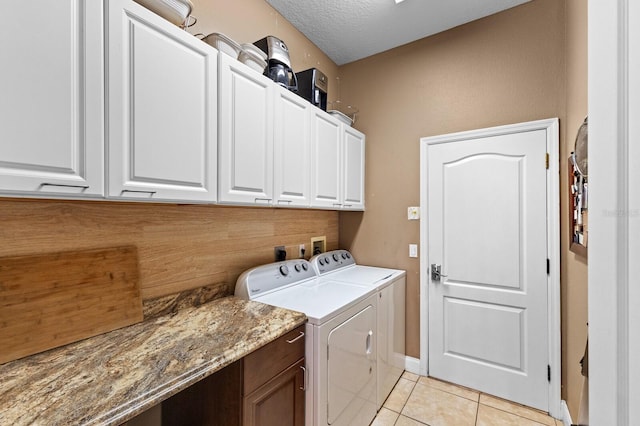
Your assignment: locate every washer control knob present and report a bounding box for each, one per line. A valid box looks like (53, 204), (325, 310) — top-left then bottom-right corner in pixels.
(341, 253), (347, 259)
(294, 264), (301, 272)
(324, 256), (330, 264)
(318, 258), (325, 266)
(333, 253), (340, 262)
(279, 265), (289, 276)
(345, 252), (351, 259)
(301, 263), (308, 271)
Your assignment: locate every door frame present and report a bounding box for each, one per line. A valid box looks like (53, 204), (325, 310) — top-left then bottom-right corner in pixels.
(588, 0), (639, 423)
(418, 118), (561, 417)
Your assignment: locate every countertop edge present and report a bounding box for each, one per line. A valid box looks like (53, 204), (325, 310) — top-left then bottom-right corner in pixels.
(0, 296), (307, 426)
(97, 313), (307, 426)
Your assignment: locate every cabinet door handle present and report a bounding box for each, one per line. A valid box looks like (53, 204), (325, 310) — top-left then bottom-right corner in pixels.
(121, 189), (156, 196)
(40, 183), (90, 190)
(277, 200), (292, 204)
(286, 331), (305, 344)
(254, 198), (272, 204)
(333, 203), (343, 207)
(300, 365), (307, 391)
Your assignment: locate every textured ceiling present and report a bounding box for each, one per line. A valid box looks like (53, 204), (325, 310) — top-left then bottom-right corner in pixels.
(266, 0), (531, 65)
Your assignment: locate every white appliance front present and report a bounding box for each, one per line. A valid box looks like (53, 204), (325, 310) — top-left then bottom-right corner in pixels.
(329, 269), (405, 410)
(316, 293), (377, 426)
(310, 252), (406, 409)
(251, 273), (378, 426)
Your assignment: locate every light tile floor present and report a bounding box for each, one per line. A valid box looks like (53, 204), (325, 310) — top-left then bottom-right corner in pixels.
(372, 372), (563, 426)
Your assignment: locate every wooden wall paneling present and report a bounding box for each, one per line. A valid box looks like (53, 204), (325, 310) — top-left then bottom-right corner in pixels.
(0, 199), (338, 300)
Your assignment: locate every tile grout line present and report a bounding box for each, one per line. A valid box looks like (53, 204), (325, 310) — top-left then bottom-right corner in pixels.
(391, 377), (426, 426)
(418, 380), (480, 403)
(474, 396), (480, 426)
(477, 393), (552, 426)
(382, 375), (414, 425)
(387, 375), (554, 426)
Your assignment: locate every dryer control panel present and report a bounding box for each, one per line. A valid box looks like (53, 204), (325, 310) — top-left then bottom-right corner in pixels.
(235, 259), (317, 300)
(310, 249), (356, 275)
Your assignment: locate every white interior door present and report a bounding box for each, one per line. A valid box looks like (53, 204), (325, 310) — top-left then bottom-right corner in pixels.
(422, 120), (558, 412)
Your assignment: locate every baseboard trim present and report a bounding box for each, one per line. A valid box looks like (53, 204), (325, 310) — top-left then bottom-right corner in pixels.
(559, 400), (573, 425)
(405, 356), (421, 375)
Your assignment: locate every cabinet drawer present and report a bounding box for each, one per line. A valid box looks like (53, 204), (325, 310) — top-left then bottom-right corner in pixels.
(244, 325), (305, 395)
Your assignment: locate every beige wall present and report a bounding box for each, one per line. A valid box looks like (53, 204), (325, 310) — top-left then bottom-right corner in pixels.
(563, 0), (588, 418)
(339, 0), (587, 419)
(188, 0), (341, 104)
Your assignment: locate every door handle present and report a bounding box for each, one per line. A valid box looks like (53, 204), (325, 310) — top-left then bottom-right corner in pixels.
(299, 365), (307, 391)
(431, 264), (448, 282)
(366, 330), (373, 355)
(286, 331), (305, 344)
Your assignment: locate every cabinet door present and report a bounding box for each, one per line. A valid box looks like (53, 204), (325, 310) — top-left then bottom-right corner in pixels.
(342, 126), (365, 210)
(243, 358), (305, 426)
(310, 109), (341, 208)
(273, 86), (311, 208)
(218, 54), (273, 205)
(107, 0), (217, 202)
(0, 0), (103, 197)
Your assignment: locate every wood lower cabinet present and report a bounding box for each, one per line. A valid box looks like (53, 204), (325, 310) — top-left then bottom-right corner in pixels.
(243, 326), (306, 426)
(243, 358), (305, 426)
(161, 325), (305, 426)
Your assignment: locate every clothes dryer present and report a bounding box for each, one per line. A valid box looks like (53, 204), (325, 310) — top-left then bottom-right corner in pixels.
(310, 250), (406, 409)
(235, 258), (377, 426)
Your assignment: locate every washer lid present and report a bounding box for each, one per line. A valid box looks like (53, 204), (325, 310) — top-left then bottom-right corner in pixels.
(255, 279), (375, 325)
(325, 266), (406, 289)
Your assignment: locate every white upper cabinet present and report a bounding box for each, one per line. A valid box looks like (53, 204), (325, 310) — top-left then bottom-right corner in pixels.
(273, 86), (311, 207)
(107, 0), (218, 202)
(310, 109), (365, 210)
(218, 53), (274, 205)
(342, 126), (365, 210)
(0, 0), (104, 198)
(310, 109), (342, 209)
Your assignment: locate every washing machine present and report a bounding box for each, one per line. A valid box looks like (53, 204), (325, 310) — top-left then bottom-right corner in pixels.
(235, 258), (378, 426)
(310, 250), (406, 409)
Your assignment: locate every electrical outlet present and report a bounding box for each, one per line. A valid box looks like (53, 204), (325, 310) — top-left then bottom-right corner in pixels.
(311, 236), (326, 255)
(299, 244), (306, 258)
(274, 246), (286, 261)
(409, 244), (418, 258)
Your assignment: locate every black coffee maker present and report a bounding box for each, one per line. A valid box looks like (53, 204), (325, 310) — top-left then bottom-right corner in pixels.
(296, 68), (328, 111)
(253, 36), (298, 92)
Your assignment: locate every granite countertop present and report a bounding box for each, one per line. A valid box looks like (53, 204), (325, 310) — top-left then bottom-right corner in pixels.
(0, 296), (307, 426)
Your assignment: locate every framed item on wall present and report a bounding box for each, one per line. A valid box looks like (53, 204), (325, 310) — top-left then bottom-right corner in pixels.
(569, 116), (588, 258)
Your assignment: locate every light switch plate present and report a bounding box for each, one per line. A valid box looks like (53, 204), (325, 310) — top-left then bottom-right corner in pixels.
(409, 244), (418, 258)
(408, 206), (420, 220)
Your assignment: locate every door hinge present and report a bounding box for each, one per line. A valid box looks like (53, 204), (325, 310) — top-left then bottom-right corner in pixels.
(548, 365), (551, 382)
(547, 258), (550, 275)
(545, 153), (550, 169)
